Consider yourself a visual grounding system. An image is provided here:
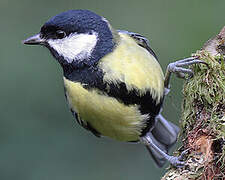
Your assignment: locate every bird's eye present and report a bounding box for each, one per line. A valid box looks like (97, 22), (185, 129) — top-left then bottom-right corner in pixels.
(56, 30), (66, 39)
(88, 31), (93, 35)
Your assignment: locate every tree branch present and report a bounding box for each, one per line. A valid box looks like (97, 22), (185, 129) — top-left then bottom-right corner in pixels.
(161, 26), (225, 180)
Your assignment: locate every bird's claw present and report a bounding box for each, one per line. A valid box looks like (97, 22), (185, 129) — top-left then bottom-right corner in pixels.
(178, 148), (189, 160)
(169, 148), (189, 168)
(167, 57), (206, 79)
(169, 156), (185, 168)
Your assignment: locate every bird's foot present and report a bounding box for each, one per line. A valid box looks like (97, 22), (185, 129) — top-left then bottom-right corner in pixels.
(168, 149), (189, 168)
(167, 57), (206, 79)
(164, 57), (207, 90)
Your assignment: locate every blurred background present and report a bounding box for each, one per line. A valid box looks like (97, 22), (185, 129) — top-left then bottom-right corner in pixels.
(0, 0), (224, 179)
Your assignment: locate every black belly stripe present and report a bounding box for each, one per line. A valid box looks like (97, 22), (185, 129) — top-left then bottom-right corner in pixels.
(102, 82), (163, 136)
(63, 65), (164, 137)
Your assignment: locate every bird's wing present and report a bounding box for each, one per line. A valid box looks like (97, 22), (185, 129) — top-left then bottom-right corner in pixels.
(117, 30), (158, 60)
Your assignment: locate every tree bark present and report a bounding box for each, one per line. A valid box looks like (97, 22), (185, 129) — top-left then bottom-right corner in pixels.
(161, 27), (225, 180)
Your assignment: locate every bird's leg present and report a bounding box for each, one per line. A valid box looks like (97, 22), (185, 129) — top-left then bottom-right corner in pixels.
(164, 57), (207, 93)
(140, 133), (188, 168)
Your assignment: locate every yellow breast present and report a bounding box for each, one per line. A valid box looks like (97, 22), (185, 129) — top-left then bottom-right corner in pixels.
(64, 77), (148, 141)
(98, 33), (164, 104)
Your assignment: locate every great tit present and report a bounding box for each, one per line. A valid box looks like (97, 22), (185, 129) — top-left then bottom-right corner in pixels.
(23, 10), (204, 167)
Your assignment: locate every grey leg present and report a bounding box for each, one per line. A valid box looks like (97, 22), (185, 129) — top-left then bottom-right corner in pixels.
(164, 57), (207, 90)
(140, 133), (188, 168)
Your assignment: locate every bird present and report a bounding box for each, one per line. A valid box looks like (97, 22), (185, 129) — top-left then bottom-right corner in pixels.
(23, 9), (204, 167)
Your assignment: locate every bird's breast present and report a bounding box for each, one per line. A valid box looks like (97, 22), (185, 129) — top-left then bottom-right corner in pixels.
(63, 77), (148, 141)
(98, 33), (165, 104)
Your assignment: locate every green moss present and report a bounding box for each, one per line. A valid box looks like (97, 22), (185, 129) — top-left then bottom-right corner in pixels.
(162, 50), (225, 180)
(182, 50), (225, 169)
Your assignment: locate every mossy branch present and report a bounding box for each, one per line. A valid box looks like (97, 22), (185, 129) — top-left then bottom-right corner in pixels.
(161, 26), (225, 180)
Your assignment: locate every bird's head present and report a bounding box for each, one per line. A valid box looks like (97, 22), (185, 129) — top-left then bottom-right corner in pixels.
(23, 10), (116, 68)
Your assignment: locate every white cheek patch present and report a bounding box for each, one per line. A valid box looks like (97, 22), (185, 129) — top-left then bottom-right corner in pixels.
(48, 31), (98, 63)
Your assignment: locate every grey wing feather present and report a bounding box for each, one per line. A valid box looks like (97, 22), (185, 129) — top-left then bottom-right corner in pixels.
(117, 30), (158, 60)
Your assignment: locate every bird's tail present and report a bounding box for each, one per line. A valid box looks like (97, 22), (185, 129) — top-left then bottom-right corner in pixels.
(145, 114), (180, 167)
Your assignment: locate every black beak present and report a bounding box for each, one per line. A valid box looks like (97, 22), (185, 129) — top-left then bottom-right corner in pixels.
(23, 33), (45, 45)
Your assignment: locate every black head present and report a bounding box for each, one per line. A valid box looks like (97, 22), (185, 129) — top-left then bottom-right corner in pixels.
(23, 10), (116, 70)
(41, 10), (107, 40)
